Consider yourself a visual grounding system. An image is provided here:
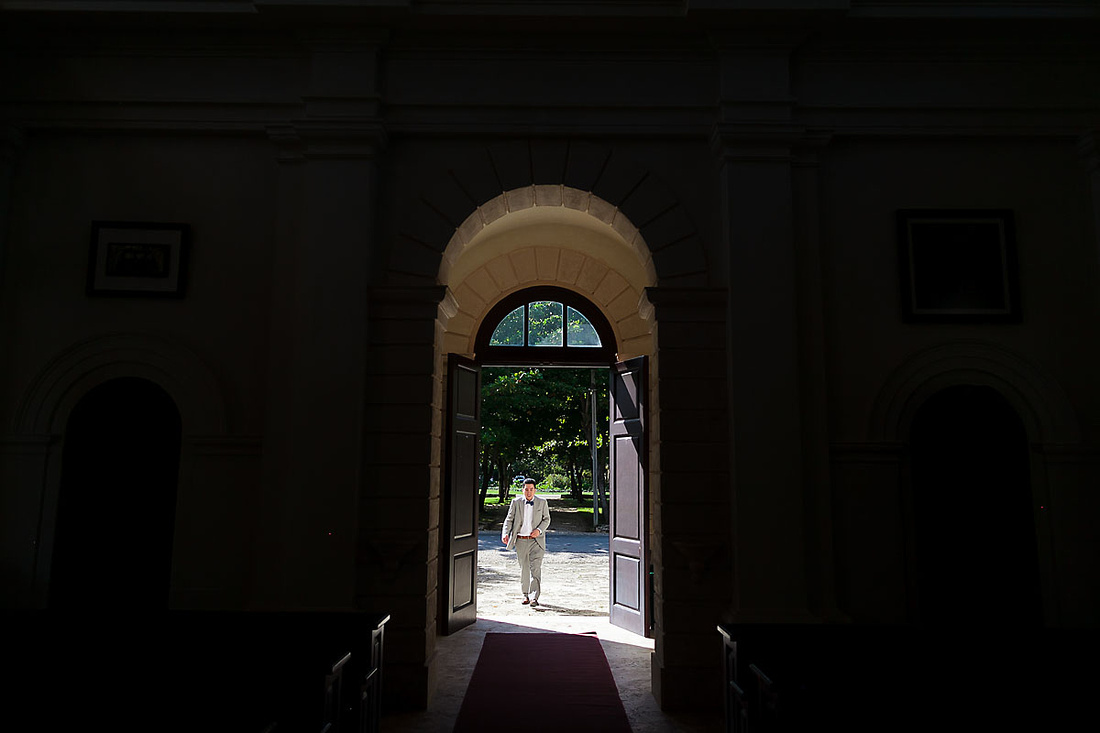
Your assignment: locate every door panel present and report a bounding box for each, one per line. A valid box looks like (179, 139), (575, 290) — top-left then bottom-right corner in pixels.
(609, 356), (648, 636)
(444, 356), (480, 634)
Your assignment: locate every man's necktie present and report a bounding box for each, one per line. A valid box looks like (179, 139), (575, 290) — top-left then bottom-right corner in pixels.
(525, 500), (534, 505)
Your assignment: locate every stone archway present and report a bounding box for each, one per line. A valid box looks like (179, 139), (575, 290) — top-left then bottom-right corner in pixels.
(366, 141), (716, 708)
(437, 187), (658, 360)
(436, 188), (660, 637)
(387, 140), (709, 291)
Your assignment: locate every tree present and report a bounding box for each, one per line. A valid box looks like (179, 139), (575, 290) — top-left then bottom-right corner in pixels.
(480, 367), (608, 506)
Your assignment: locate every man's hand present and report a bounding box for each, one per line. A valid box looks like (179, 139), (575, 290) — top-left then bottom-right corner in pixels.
(531, 529), (540, 538)
(502, 535), (509, 545)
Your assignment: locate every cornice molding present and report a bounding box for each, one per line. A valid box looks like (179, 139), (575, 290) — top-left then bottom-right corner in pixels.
(711, 123), (831, 162)
(266, 121), (387, 161)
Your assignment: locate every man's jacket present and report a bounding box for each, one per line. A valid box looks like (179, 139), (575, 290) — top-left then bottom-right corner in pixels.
(502, 495), (551, 551)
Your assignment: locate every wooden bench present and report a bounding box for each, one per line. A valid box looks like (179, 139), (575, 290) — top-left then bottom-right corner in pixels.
(718, 623), (1099, 733)
(4, 609), (389, 732)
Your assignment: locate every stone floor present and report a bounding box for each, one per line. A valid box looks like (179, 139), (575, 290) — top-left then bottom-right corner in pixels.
(381, 529), (723, 732)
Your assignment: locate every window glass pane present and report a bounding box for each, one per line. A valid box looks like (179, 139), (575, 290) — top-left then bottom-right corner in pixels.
(567, 306), (601, 347)
(489, 305), (524, 346)
(528, 301), (563, 347)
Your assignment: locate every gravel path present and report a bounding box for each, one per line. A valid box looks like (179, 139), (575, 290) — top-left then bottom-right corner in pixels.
(476, 524), (611, 617)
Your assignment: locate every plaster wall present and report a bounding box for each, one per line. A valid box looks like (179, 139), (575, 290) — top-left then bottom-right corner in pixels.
(0, 1), (1098, 717)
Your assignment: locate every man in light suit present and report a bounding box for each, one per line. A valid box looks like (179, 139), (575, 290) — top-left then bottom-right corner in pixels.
(501, 478), (552, 606)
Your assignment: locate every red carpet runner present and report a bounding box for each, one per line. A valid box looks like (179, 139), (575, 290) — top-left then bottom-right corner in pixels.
(453, 631), (633, 732)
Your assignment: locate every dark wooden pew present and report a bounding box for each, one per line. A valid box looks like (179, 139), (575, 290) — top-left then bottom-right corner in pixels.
(718, 623), (1099, 733)
(3, 609), (389, 733)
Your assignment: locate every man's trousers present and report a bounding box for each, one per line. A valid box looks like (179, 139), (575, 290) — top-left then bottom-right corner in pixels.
(516, 537), (544, 600)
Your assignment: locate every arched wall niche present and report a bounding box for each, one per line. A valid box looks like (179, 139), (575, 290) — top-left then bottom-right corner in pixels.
(10, 332), (230, 607)
(14, 332), (227, 437)
(869, 340), (1081, 446)
(868, 341), (1075, 629)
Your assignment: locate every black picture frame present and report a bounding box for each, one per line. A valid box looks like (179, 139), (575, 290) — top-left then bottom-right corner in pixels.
(896, 209), (1020, 323)
(87, 221), (190, 297)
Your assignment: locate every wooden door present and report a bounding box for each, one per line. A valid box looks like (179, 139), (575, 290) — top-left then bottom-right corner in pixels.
(443, 356), (481, 634)
(609, 356), (648, 636)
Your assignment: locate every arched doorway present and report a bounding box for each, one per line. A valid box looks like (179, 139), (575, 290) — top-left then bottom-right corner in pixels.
(443, 286), (649, 636)
(431, 184), (662, 639)
(909, 384), (1043, 627)
(49, 377), (182, 610)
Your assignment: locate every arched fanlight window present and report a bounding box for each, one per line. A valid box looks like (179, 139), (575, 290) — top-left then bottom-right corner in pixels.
(475, 287), (616, 365)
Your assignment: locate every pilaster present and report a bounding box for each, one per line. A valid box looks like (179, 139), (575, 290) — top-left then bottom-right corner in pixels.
(0, 126), (24, 304)
(256, 34), (388, 613)
(792, 133), (844, 621)
(712, 32), (820, 624)
(1078, 131), (1100, 284)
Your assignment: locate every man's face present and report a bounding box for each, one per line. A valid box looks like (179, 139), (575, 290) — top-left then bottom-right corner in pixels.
(523, 483), (536, 500)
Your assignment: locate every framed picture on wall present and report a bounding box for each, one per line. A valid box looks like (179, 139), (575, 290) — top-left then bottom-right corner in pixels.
(896, 209), (1020, 323)
(87, 221), (190, 297)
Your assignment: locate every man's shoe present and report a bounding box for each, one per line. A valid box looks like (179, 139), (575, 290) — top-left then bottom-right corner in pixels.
(521, 597), (530, 605)
(530, 599), (539, 607)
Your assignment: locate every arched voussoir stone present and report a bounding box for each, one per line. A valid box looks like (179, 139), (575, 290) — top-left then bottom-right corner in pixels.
(393, 141), (705, 289)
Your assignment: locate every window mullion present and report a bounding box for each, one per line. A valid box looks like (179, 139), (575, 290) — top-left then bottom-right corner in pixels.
(564, 305), (572, 348)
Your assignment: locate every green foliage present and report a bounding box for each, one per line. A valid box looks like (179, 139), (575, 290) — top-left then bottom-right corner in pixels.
(480, 368), (609, 502)
(489, 300), (603, 348)
(489, 306), (523, 346)
(541, 473), (569, 492)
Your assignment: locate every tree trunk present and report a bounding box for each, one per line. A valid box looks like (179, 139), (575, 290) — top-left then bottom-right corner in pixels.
(568, 455), (582, 501)
(497, 457), (508, 502)
(478, 454), (491, 508)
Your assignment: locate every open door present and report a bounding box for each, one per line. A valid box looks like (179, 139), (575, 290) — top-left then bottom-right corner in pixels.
(443, 355), (481, 634)
(609, 356), (648, 636)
